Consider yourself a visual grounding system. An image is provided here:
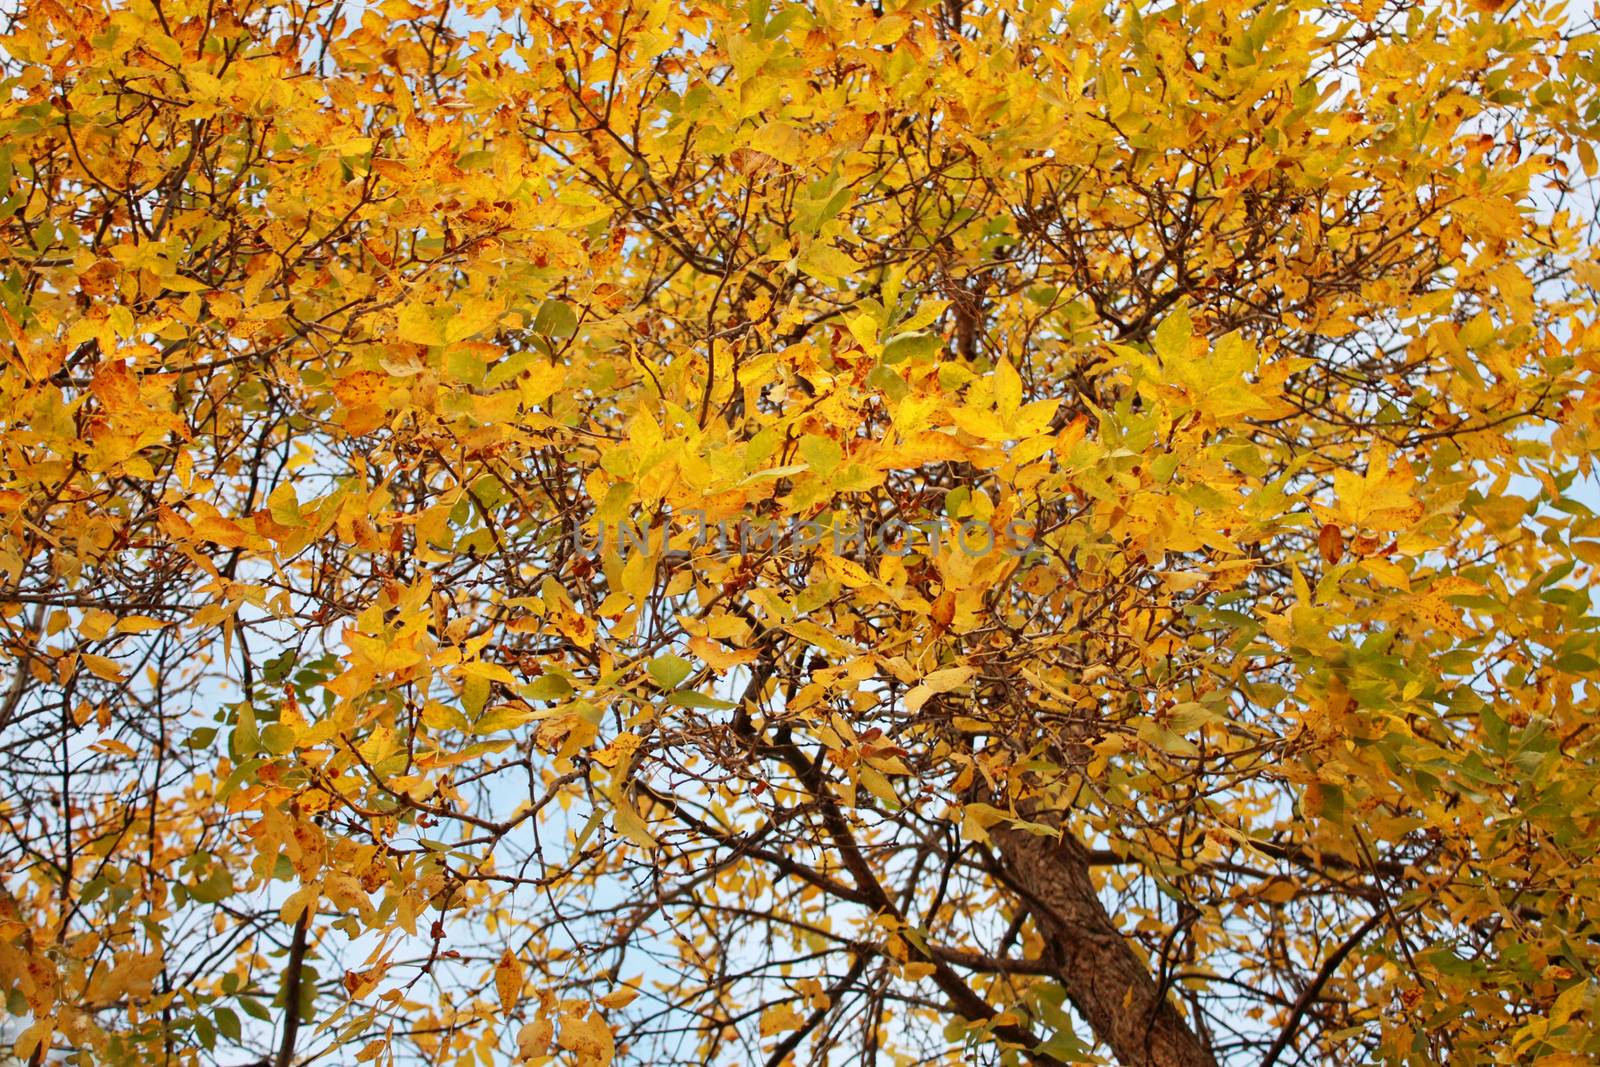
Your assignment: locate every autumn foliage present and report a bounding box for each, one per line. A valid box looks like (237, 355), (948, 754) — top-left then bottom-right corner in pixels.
(3, 0), (1600, 1064)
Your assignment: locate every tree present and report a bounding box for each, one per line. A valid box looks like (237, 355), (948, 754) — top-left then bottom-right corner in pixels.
(2, 0), (1599, 1063)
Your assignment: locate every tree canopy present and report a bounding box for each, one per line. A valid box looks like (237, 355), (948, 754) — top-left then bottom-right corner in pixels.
(3, 0), (1600, 1064)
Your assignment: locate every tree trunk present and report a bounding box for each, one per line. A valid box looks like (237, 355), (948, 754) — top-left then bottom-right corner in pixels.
(994, 822), (1218, 1067)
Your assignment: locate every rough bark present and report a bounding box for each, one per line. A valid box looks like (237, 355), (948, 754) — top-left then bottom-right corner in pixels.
(994, 822), (1218, 1067)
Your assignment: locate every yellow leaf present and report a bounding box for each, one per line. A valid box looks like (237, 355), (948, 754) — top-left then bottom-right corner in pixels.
(821, 554), (874, 589)
(858, 765), (900, 807)
(1329, 446), (1423, 532)
(521, 1017), (560, 1062)
(592, 732), (641, 769)
(79, 608), (115, 641)
(688, 635), (760, 670)
(796, 243), (857, 285)
(613, 793), (659, 849)
(1550, 979), (1588, 1026)
(959, 802), (1009, 844)
(1258, 879), (1298, 904)
(597, 986), (640, 1010)
(80, 653), (125, 683)
(557, 1007), (614, 1066)
(993, 359), (1022, 420)
(1012, 398), (1059, 437)
(748, 121), (805, 166)
(949, 404), (1012, 442)
(759, 1001), (806, 1036)
(1162, 570), (1208, 592)
(333, 370), (387, 409)
(398, 297), (504, 347)
(156, 506), (194, 539)
(280, 884), (320, 924)
(1361, 558), (1410, 590)
(193, 515), (251, 548)
(517, 1019), (553, 1060)
(904, 666), (975, 713)
(474, 704), (538, 734)
(869, 15), (909, 44)
(12, 1019), (53, 1064)
(495, 950), (524, 1015)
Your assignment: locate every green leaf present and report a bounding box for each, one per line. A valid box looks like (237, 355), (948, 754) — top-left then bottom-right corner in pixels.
(881, 331), (941, 364)
(1036, 1030), (1091, 1060)
(648, 655), (693, 690)
(231, 704), (260, 759)
(867, 362), (909, 400)
(260, 723), (297, 755)
(484, 348), (541, 388)
(533, 299), (578, 339)
(237, 997), (270, 1022)
(668, 691), (736, 710)
(214, 1007), (242, 1044)
(472, 704), (535, 734)
(798, 433), (843, 475)
(189, 864), (234, 904)
(216, 757), (261, 804)
(521, 674), (573, 701)
(268, 482), (304, 527)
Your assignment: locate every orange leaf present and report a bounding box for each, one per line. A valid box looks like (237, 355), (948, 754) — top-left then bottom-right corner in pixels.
(1318, 523), (1344, 566)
